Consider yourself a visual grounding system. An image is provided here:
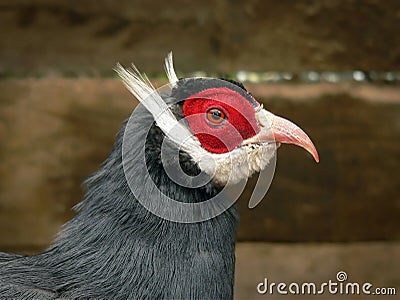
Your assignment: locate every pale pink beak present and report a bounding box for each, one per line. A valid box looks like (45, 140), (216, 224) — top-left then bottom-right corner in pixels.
(271, 114), (319, 163)
(242, 109), (319, 163)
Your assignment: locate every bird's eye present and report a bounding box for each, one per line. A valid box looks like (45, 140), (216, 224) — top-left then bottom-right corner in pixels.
(206, 108), (226, 124)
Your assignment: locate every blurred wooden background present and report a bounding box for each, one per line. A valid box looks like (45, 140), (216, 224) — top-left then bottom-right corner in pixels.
(0, 1), (399, 298)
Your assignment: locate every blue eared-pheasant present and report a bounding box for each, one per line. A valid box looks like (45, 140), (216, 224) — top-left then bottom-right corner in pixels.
(0, 54), (318, 299)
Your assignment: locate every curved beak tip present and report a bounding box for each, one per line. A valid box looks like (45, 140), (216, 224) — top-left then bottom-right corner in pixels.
(271, 114), (319, 164)
(309, 147), (320, 163)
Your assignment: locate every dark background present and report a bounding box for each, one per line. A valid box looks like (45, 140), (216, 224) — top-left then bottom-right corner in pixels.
(0, 1), (399, 298)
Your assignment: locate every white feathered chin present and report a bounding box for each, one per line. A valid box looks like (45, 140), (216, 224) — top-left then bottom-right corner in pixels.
(196, 143), (277, 187)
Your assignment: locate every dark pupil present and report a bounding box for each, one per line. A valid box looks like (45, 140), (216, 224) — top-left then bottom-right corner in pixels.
(211, 110), (221, 120)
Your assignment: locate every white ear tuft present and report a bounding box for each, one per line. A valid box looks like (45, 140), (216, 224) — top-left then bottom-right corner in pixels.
(114, 62), (155, 104)
(114, 61), (203, 157)
(114, 62), (175, 131)
(164, 52), (179, 85)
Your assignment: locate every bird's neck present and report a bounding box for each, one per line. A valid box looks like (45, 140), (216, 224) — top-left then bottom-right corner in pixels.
(54, 120), (238, 250)
(46, 126), (239, 298)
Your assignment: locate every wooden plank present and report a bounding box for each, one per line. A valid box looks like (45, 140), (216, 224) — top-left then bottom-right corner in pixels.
(0, 1), (400, 76)
(234, 242), (400, 299)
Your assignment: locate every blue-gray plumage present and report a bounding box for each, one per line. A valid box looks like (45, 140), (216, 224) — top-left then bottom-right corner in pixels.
(0, 115), (238, 299)
(0, 55), (318, 299)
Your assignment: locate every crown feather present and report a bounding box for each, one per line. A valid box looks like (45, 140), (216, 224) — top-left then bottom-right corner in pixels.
(114, 57), (203, 158)
(164, 52), (179, 85)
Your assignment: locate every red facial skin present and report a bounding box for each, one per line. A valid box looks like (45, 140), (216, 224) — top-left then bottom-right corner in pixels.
(182, 87), (260, 154)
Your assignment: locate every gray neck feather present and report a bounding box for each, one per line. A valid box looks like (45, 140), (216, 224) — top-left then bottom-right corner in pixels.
(0, 116), (239, 299)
